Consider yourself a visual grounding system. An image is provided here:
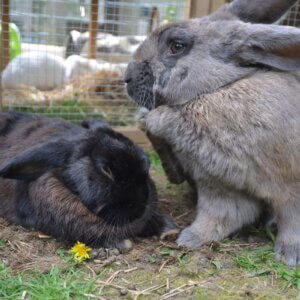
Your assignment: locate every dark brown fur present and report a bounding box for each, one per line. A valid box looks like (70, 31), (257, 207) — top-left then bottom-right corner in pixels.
(0, 111), (174, 249)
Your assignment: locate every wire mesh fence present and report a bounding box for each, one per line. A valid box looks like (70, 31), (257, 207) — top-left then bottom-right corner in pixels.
(1, 0), (300, 127)
(280, 0), (300, 27)
(0, 0), (189, 126)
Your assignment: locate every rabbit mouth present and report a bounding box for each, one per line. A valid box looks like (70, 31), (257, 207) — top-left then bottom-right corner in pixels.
(125, 61), (155, 109)
(126, 84), (154, 110)
(153, 90), (166, 108)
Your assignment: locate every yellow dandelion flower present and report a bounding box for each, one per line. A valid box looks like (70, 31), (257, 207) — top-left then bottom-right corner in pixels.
(70, 241), (92, 262)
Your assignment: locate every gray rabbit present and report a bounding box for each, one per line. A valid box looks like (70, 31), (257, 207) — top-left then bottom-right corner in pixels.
(125, 0), (300, 265)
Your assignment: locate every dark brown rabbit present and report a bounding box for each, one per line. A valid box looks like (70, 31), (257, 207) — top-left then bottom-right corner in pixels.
(0, 111), (175, 250)
(125, 0), (300, 264)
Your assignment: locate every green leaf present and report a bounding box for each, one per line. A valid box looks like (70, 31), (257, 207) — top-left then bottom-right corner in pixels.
(265, 226), (276, 244)
(211, 260), (222, 270)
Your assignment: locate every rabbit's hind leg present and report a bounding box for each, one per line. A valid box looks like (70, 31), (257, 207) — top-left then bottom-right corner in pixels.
(177, 182), (262, 249)
(274, 184), (300, 266)
(13, 181), (37, 229)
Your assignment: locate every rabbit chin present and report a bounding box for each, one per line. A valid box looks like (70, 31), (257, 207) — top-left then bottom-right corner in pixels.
(153, 84), (171, 108)
(153, 85), (193, 108)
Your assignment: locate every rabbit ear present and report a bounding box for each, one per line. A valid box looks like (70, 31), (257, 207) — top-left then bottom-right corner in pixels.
(229, 0), (297, 23)
(0, 140), (74, 181)
(236, 24), (300, 71)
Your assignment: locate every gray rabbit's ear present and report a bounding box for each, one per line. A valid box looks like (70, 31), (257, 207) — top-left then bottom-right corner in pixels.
(0, 140), (74, 181)
(230, 0), (297, 23)
(212, 0), (297, 24)
(236, 24), (300, 71)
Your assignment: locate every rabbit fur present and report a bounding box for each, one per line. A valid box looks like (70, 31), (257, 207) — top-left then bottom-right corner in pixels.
(125, 0), (300, 265)
(0, 111), (175, 250)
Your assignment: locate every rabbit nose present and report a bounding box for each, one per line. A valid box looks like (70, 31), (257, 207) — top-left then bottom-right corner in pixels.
(124, 61), (140, 84)
(124, 76), (132, 84)
(124, 62), (136, 84)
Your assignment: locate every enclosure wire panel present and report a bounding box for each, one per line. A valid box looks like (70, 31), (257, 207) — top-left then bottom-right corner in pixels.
(1, 0), (189, 126)
(280, 0), (300, 27)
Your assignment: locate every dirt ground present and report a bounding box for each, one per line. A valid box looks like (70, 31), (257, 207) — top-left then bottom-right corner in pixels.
(0, 158), (299, 299)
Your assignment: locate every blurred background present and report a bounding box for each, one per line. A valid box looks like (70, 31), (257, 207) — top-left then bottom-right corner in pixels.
(0, 0), (299, 129)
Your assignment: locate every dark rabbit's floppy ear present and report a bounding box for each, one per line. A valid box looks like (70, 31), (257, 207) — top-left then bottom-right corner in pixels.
(237, 25), (300, 71)
(0, 139), (74, 181)
(81, 119), (111, 130)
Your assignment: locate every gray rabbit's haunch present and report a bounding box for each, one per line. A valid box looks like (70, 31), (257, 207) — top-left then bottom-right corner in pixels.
(125, 0), (300, 265)
(0, 111), (176, 250)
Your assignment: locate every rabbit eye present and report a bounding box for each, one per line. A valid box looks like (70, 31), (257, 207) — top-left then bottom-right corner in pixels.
(101, 166), (114, 181)
(169, 41), (186, 55)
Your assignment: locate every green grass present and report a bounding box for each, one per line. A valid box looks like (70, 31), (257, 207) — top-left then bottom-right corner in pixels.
(0, 263), (106, 300)
(4, 99), (135, 126)
(0, 239), (7, 248)
(235, 245), (300, 290)
(148, 151), (164, 173)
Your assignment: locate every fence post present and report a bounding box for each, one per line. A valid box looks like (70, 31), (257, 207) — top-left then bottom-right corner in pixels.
(188, 0), (227, 18)
(210, 0), (227, 13)
(184, 0), (191, 20)
(0, 0), (10, 111)
(189, 0), (210, 18)
(89, 0), (99, 59)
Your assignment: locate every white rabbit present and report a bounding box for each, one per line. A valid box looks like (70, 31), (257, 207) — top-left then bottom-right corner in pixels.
(66, 30), (146, 58)
(64, 54), (103, 81)
(2, 52), (66, 90)
(64, 55), (127, 80)
(1, 52), (126, 90)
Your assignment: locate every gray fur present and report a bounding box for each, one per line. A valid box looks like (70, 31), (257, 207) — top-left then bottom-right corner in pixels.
(229, 0), (297, 23)
(125, 0), (300, 266)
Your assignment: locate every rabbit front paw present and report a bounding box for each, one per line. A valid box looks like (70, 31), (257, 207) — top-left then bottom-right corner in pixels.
(159, 214), (180, 240)
(135, 107), (150, 131)
(176, 226), (207, 249)
(111, 239), (133, 253)
(275, 237), (300, 266)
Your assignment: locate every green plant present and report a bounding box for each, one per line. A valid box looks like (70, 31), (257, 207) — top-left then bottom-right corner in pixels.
(235, 245), (300, 290)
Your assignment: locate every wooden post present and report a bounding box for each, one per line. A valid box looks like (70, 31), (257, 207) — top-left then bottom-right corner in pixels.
(0, 0), (10, 111)
(184, 0), (192, 20)
(188, 0), (227, 18)
(210, 0), (227, 13)
(88, 0), (99, 59)
(189, 0), (211, 18)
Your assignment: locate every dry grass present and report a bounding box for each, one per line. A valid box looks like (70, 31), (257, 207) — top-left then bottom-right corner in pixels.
(2, 70), (135, 126)
(3, 69), (126, 103)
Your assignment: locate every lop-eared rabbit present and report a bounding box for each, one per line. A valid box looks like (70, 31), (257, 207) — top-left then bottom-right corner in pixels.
(125, 0), (300, 265)
(0, 111), (175, 250)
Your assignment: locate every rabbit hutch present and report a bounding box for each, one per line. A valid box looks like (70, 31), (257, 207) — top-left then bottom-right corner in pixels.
(0, 0), (299, 148)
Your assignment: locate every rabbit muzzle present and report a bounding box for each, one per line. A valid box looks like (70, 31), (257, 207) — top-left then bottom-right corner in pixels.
(125, 61), (155, 110)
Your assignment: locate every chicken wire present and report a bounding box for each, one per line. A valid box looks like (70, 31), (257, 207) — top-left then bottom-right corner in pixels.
(0, 0), (189, 126)
(280, 0), (300, 27)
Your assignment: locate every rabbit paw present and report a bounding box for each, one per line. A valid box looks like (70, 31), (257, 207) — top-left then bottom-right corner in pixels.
(115, 239), (133, 253)
(135, 107), (150, 131)
(176, 226), (206, 249)
(275, 238), (300, 266)
(160, 215), (179, 240)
